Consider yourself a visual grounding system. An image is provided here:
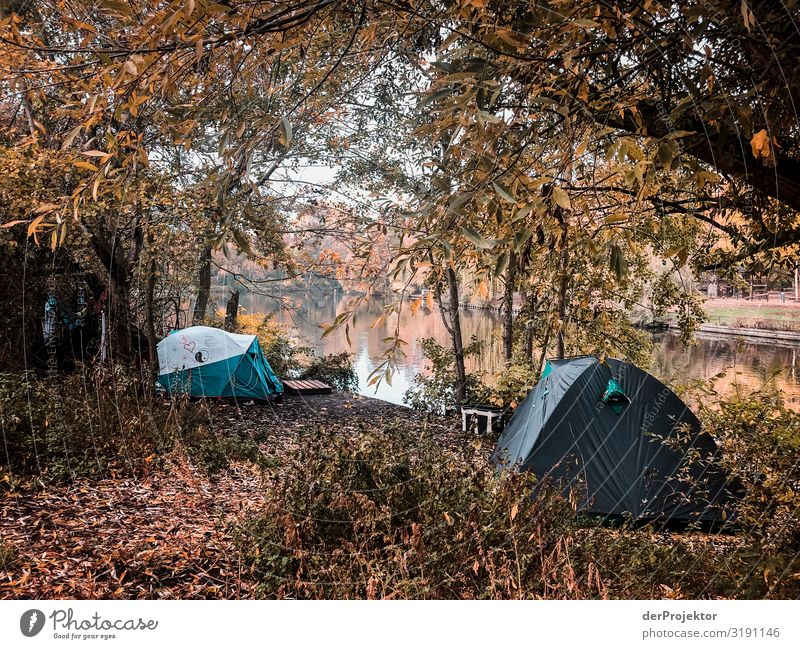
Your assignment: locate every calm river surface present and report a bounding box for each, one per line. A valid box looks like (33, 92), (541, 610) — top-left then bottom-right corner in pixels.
(230, 288), (800, 409)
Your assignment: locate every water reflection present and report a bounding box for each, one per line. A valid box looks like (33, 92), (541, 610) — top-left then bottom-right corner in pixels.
(233, 288), (800, 408)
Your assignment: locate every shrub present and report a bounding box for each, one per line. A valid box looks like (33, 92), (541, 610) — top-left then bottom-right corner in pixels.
(233, 389), (800, 599)
(253, 316), (308, 378)
(697, 388), (800, 596)
(0, 367), (186, 481)
(403, 337), (488, 414)
(299, 352), (358, 392)
(486, 361), (538, 409)
(179, 423), (278, 475)
(248, 316), (357, 390)
(0, 366), (265, 481)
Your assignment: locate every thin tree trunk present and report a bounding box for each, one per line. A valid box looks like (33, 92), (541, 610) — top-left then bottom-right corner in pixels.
(192, 245), (212, 325)
(502, 251), (517, 363)
(556, 211), (568, 359)
(224, 290), (240, 332)
(524, 292), (537, 368)
(536, 327), (551, 378)
(145, 244), (158, 383)
(447, 265), (467, 413)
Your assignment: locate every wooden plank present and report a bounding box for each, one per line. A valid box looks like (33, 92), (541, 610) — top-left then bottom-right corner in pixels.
(281, 379), (332, 395)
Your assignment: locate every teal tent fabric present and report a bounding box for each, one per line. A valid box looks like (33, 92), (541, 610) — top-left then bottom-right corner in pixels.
(157, 326), (282, 400)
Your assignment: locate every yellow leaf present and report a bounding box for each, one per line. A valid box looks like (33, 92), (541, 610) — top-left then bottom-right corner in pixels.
(510, 503), (519, 521)
(61, 124), (83, 150)
(72, 160), (98, 171)
(27, 214), (45, 237)
(551, 186), (571, 210)
(34, 202), (59, 214)
(750, 129), (775, 165)
(425, 292), (434, 310)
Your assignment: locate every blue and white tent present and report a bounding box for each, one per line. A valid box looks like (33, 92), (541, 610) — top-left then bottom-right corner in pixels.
(156, 326), (282, 400)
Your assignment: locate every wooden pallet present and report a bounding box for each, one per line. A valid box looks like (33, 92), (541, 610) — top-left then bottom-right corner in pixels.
(282, 379), (332, 395)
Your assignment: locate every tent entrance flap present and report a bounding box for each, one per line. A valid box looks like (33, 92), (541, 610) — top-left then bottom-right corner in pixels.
(601, 377), (630, 414)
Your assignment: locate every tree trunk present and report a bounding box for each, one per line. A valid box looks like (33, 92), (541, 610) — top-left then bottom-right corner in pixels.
(192, 245), (212, 325)
(145, 247), (158, 383)
(524, 292), (537, 368)
(446, 266), (467, 413)
(795, 266), (799, 302)
(536, 327), (551, 378)
(108, 269), (132, 362)
(556, 210), (569, 359)
(224, 290), (240, 332)
(502, 251), (517, 363)
(89, 232), (132, 362)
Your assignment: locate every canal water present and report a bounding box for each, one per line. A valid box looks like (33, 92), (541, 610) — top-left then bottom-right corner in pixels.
(227, 288), (800, 409)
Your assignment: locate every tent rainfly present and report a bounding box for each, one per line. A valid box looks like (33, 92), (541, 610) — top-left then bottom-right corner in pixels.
(491, 356), (741, 524)
(156, 326), (282, 400)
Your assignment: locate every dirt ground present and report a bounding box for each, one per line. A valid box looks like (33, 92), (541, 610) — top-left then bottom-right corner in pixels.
(0, 393), (468, 599)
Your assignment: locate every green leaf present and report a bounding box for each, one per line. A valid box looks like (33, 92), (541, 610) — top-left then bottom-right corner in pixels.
(492, 181), (516, 203)
(461, 225), (494, 249)
(440, 240), (452, 259)
(494, 251), (509, 278)
(231, 228), (253, 256)
(446, 193), (473, 215)
(417, 87), (455, 110)
(278, 118), (292, 147)
(610, 244), (627, 281)
(322, 311), (350, 338)
(514, 228), (531, 252)
(657, 141), (676, 168)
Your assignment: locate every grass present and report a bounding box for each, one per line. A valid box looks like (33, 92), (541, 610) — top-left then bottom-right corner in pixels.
(703, 299), (800, 331)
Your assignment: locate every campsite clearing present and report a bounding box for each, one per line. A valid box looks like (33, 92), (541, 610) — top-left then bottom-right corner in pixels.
(0, 393), (466, 598)
(0, 392), (755, 599)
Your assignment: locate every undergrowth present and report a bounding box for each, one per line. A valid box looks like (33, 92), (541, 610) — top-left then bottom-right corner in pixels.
(234, 405), (800, 599)
(0, 366), (263, 482)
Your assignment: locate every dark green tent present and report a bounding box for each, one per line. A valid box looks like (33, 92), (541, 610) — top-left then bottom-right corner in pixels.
(491, 356), (740, 524)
